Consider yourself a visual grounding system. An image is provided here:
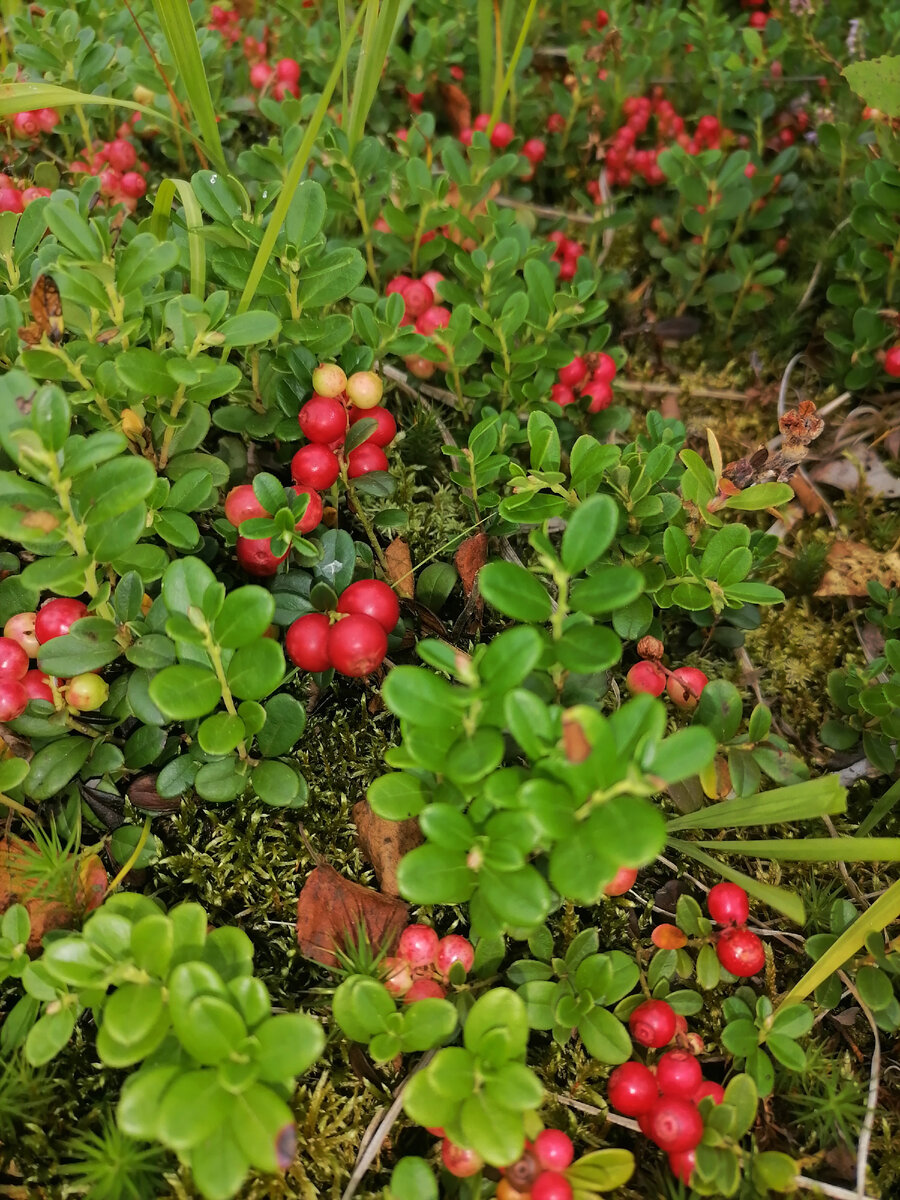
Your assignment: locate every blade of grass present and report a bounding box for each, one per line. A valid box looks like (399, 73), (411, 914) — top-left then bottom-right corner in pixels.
(772, 877), (900, 1015)
(489, 0), (539, 126)
(856, 777), (900, 838)
(151, 178), (205, 299)
(694, 838), (900, 862)
(665, 776), (846, 833)
(148, 0), (227, 173)
(337, 0), (349, 130)
(237, 0), (371, 314)
(476, 0), (493, 115)
(668, 838), (806, 924)
(347, 0), (404, 152)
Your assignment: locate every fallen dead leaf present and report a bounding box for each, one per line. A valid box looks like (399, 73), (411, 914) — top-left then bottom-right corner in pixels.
(789, 473), (825, 515)
(455, 533), (488, 596)
(385, 537), (414, 599)
(810, 446), (900, 500)
(1, 838), (106, 954)
(295, 865), (408, 968)
(815, 540), (900, 598)
(439, 82), (472, 135)
(352, 800), (422, 898)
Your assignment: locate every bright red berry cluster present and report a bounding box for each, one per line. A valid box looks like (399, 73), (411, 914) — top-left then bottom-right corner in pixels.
(0, 173), (52, 213)
(9, 107), (58, 142)
(706, 883), (765, 977)
(69, 123), (149, 208)
(285, 578), (398, 678)
(209, 5), (243, 43)
(625, 640), (709, 712)
(546, 232), (587, 282)
(248, 55), (301, 101)
(385, 272), (452, 380)
(550, 350), (617, 412)
(381, 924), (475, 1002)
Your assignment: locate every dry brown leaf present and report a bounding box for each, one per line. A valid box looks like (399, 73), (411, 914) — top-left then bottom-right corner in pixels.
(1, 838), (106, 954)
(352, 800), (422, 898)
(455, 533), (488, 596)
(788, 473), (825, 515)
(385, 537), (414, 599)
(19, 274), (63, 346)
(810, 447), (900, 500)
(439, 82), (472, 135)
(815, 540), (900, 598)
(295, 865), (408, 968)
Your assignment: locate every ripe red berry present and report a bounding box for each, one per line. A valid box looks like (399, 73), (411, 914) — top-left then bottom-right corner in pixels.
(707, 881), (750, 926)
(235, 536), (287, 577)
(327, 613), (387, 677)
(490, 121), (515, 149)
(0, 188), (24, 213)
(34, 598), (87, 645)
(550, 383), (576, 406)
(106, 139), (137, 171)
(607, 1061), (658, 1115)
(405, 355), (436, 380)
(415, 305), (451, 337)
(592, 352), (617, 382)
(249, 61), (273, 89)
(298, 394), (347, 443)
(533, 1130), (574, 1172)
(13, 111), (40, 138)
(522, 137), (547, 165)
(292, 486), (323, 534)
(716, 927), (765, 977)
(629, 999), (677, 1048)
(337, 579), (399, 633)
(668, 1148), (696, 1184)
(276, 57), (301, 83)
(3, 614), (38, 661)
(666, 666), (708, 710)
(401, 280), (434, 318)
(582, 380), (613, 413)
(547, 113), (566, 134)
(0, 678), (28, 721)
(404, 978), (446, 1002)
(596, 8), (609, 27)
(473, 113), (491, 132)
(291, 444), (341, 490)
(558, 356), (588, 388)
(603, 866), (637, 896)
(120, 172), (147, 199)
(347, 443), (389, 478)
(285, 613), (332, 672)
(22, 186), (52, 203)
(435, 934), (475, 977)
(386, 275), (411, 296)
(748, 11), (768, 28)
(311, 363), (348, 398)
(884, 345), (900, 377)
(224, 484), (267, 527)
(348, 405), (396, 448)
(0, 637), (29, 680)
(21, 670), (53, 703)
(441, 1140), (483, 1178)
(531, 1171), (573, 1200)
(693, 1080), (725, 1105)
(626, 660), (666, 697)
(642, 1096), (703, 1153)
(36, 107), (59, 132)
(656, 1051), (703, 1098)
(397, 923), (438, 967)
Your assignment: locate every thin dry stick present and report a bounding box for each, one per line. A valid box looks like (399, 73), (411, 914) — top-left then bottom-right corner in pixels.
(493, 194), (597, 225)
(615, 378), (748, 401)
(838, 971), (882, 1200)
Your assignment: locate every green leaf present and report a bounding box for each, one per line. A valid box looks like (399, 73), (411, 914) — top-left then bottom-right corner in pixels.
(218, 311), (282, 346)
(254, 1013), (324, 1082)
(162, 557), (218, 616)
(74, 457), (156, 522)
(388, 1158), (437, 1200)
(368, 772), (426, 820)
(117, 1065), (180, 1139)
(332, 976), (396, 1042)
(460, 1092), (524, 1166)
(189, 1133), (250, 1200)
(156, 1070), (232, 1151)
(173, 994), (246, 1064)
(149, 665), (222, 720)
(214, 586), (275, 648)
(24, 736), (92, 801)
(561, 494), (618, 575)
(199, 713), (246, 755)
(256, 693), (306, 758)
(723, 1073), (758, 1138)
(102, 983), (165, 1047)
(645, 727), (716, 783)
(566, 1148), (635, 1192)
(478, 561), (552, 623)
(577, 1005), (633, 1064)
(463, 988), (528, 1061)
(416, 562), (458, 612)
(751, 1151), (798, 1193)
(843, 55), (900, 118)
(527, 410), (561, 473)
(225, 638), (285, 700)
(695, 679), (743, 743)
(570, 566), (644, 615)
(767, 1004), (814, 1039)
(2, 903), (30, 946)
(382, 667), (464, 729)
(397, 845), (474, 905)
(251, 760), (304, 807)
(400, 997), (458, 1052)
(24, 1008), (76, 1066)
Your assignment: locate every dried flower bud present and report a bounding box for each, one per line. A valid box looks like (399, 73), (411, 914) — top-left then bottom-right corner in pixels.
(506, 1149), (540, 1191)
(637, 635), (664, 661)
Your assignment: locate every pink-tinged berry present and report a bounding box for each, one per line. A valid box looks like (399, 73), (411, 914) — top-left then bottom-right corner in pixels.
(706, 881), (749, 926)
(884, 345), (900, 377)
(716, 927), (765, 977)
(441, 1140), (483, 1178)
(338, 579), (399, 634)
(0, 678), (28, 721)
(522, 137), (547, 165)
(382, 956), (413, 996)
(235, 536), (288, 577)
(21, 670), (54, 703)
(349, 404), (396, 448)
(416, 305), (451, 337)
(405, 355), (436, 380)
(299, 395), (347, 443)
(666, 666), (708, 710)
(13, 111), (40, 138)
(345, 370), (384, 410)
(276, 57), (301, 83)
(347, 443), (389, 478)
(693, 1080), (725, 1106)
(531, 1171), (573, 1200)
(401, 280), (434, 318)
(22, 187), (52, 203)
(473, 113), (491, 132)
(435, 934), (475, 977)
(421, 269), (445, 295)
(66, 672), (109, 712)
(629, 999), (677, 1048)
(547, 113), (566, 134)
(490, 121), (515, 149)
(120, 172), (147, 199)
(0, 188), (24, 213)
(311, 363), (348, 398)
(4, 612), (39, 658)
(404, 978), (446, 1002)
(607, 1061), (658, 1116)
(668, 1148), (696, 1184)
(292, 486), (323, 534)
(106, 139), (137, 171)
(603, 866), (637, 896)
(397, 923), (439, 968)
(249, 61), (273, 89)
(327, 613), (387, 677)
(0, 637), (29, 680)
(291, 444), (341, 490)
(386, 275), (411, 296)
(285, 613), (331, 673)
(656, 1051), (703, 1098)
(558, 356), (588, 388)
(34, 598), (87, 645)
(642, 1096), (704, 1153)
(224, 484), (267, 527)
(534, 1130), (574, 1172)
(36, 107), (59, 133)
(626, 660), (666, 697)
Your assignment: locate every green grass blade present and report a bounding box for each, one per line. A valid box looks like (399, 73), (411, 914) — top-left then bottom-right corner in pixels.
(149, 0), (226, 173)
(665, 776), (846, 833)
(773, 877), (900, 1014)
(668, 838), (806, 925)
(151, 179), (205, 299)
(856, 777), (900, 838)
(694, 838), (900, 862)
(489, 0), (539, 125)
(476, 0), (493, 115)
(347, 0), (403, 151)
(237, 0), (370, 314)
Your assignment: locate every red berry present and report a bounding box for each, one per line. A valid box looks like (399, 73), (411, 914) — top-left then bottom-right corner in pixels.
(603, 866), (637, 896)
(404, 978), (446, 1002)
(534, 1130), (574, 1173)
(0, 188), (24, 213)
(285, 613), (332, 672)
(13, 111), (40, 138)
(291, 444), (341, 490)
(106, 139), (137, 171)
(21, 670), (53, 703)
(522, 137), (547, 165)
(397, 923), (439, 967)
(473, 113), (491, 132)
(224, 484), (267, 527)
(441, 1140), (483, 1178)
(626, 661), (666, 697)
(120, 172), (147, 199)
(656, 1050), (703, 1098)
(0, 678), (28, 721)
(299, 395), (347, 443)
(249, 61), (273, 89)
(629, 999), (677, 1048)
(643, 1096), (703, 1153)
(348, 405), (396, 448)
(748, 11), (768, 27)
(347, 443), (388, 478)
(405, 355), (435, 380)
(666, 666), (708, 710)
(707, 881), (750, 926)
(593, 352), (617, 382)
(34, 598), (87, 645)
(327, 613), (387, 677)
(421, 270), (445, 295)
(337, 579), (399, 633)
(36, 107), (59, 133)
(0, 637), (28, 680)
(415, 305), (451, 337)
(582, 380), (613, 413)
(531, 1172), (572, 1200)
(99, 168), (122, 197)
(693, 1080), (725, 1105)
(716, 927), (765, 977)
(596, 8), (609, 27)
(607, 1061), (658, 1116)
(490, 121), (515, 149)
(668, 1148), (696, 1184)
(22, 187), (51, 203)
(547, 113), (566, 134)
(292, 486), (323, 534)
(235, 536), (287, 577)
(435, 934), (475, 977)
(401, 280), (434, 318)
(884, 345), (900, 377)
(276, 57), (301, 83)
(550, 383), (576, 407)
(4, 613), (39, 658)
(558, 356), (588, 388)
(386, 275), (411, 296)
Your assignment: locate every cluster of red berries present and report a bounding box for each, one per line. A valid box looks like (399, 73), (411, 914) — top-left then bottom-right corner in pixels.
(546, 232), (587, 282)
(550, 351), (617, 412)
(456, 114), (547, 177)
(708, 882), (765, 977)
(0, 599), (109, 722)
(285, 578), (398, 679)
(9, 107), (58, 142)
(69, 124), (149, 208)
(382, 923), (475, 1002)
(437, 1127), (576, 1199)
(384, 272), (452, 381)
(625, 637), (709, 711)
(209, 5), (243, 43)
(248, 56), (301, 101)
(0, 174), (52, 213)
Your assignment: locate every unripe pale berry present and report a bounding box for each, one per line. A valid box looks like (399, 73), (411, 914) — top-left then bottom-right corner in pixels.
(311, 363), (348, 398)
(626, 660), (666, 697)
(382, 955), (413, 996)
(441, 1140), (482, 1178)
(405, 355), (436, 380)
(66, 672), (109, 711)
(629, 999), (677, 1048)
(603, 866), (637, 896)
(666, 666), (709, 710)
(716, 927), (765, 977)
(345, 371), (384, 410)
(397, 923), (439, 967)
(706, 881), (749, 926)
